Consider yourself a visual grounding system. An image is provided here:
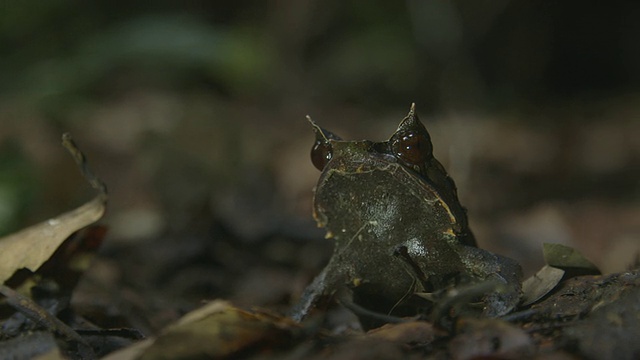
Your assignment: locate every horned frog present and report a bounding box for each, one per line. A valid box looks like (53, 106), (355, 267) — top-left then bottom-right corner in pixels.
(292, 104), (521, 323)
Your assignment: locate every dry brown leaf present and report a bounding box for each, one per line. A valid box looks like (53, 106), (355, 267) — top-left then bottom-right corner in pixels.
(365, 321), (436, 344)
(106, 300), (301, 360)
(0, 133), (107, 284)
(0, 196), (105, 284)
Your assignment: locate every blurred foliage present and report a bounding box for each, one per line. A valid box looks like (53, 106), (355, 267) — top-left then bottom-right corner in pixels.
(0, 141), (38, 236)
(1, 1), (637, 115)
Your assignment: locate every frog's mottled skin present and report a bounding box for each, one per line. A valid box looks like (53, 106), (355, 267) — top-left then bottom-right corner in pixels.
(292, 105), (521, 321)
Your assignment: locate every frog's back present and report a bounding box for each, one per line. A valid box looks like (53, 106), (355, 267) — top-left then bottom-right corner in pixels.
(314, 151), (467, 301)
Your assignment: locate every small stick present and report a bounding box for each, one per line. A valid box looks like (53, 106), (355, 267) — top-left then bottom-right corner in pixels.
(0, 284), (95, 358)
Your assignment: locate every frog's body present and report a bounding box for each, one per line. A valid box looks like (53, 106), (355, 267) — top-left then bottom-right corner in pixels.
(292, 105), (521, 322)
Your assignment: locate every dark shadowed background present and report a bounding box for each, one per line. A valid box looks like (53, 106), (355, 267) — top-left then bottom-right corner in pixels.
(1, 0), (639, 332)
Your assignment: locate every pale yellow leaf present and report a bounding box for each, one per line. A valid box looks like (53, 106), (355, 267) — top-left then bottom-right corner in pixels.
(0, 194), (106, 284)
(521, 264), (565, 306)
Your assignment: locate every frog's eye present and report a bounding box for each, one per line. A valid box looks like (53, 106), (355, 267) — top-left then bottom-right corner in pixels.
(311, 140), (333, 171)
(391, 130), (432, 165)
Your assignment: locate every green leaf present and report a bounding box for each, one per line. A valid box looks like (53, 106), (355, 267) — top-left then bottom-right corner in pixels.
(543, 243), (599, 272)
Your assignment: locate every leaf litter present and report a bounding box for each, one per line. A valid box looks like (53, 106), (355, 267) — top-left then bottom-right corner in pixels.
(0, 133), (109, 359)
(1, 134), (640, 359)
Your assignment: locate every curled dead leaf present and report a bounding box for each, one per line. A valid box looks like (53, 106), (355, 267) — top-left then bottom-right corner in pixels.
(105, 300), (302, 360)
(0, 133), (107, 284)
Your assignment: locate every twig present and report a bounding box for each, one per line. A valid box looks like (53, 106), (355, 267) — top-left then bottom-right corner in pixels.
(0, 284), (95, 358)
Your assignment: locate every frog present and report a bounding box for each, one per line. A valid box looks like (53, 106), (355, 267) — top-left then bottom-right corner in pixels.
(291, 104), (522, 323)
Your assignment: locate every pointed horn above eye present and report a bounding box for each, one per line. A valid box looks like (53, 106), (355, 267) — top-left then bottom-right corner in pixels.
(306, 115), (327, 141)
(406, 102), (418, 123)
(396, 103), (426, 133)
(306, 115), (341, 141)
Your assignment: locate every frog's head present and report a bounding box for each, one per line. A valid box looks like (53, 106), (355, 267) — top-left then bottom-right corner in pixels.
(308, 103), (435, 180)
(307, 103), (476, 248)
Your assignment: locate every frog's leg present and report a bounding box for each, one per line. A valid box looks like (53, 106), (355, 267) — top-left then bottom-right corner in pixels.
(336, 287), (409, 325)
(393, 244), (433, 292)
(428, 278), (509, 326)
(289, 223), (371, 321)
(289, 265), (333, 322)
(457, 246), (523, 317)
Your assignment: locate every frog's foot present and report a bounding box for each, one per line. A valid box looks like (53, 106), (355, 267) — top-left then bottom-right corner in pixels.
(420, 277), (519, 328)
(457, 246), (523, 317)
(481, 273), (522, 317)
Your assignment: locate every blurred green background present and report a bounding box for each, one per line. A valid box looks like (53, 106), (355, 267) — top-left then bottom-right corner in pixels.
(1, 1), (639, 278)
